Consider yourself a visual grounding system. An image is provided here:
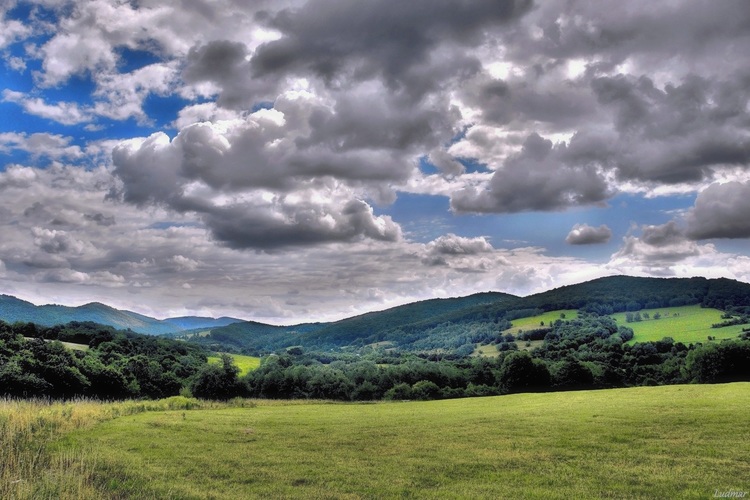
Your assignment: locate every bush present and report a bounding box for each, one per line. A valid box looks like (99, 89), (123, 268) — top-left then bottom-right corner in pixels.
(411, 380), (441, 400)
(384, 383), (413, 401)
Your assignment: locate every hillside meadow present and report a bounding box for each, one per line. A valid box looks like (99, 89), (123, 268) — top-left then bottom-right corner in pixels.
(2, 383), (743, 499)
(609, 305), (749, 344)
(490, 305), (747, 353)
(207, 353), (261, 375)
(503, 309), (579, 335)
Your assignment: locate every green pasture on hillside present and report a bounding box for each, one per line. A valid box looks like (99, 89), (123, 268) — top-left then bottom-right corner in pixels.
(23, 337), (89, 351)
(610, 305), (749, 344)
(60, 383), (750, 499)
(207, 353), (261, 375)
(504, 309), (579, 335)
(473, 339), (543, 357)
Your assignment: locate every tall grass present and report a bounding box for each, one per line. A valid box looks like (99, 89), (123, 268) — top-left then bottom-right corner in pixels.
(0, 396), (210, 499)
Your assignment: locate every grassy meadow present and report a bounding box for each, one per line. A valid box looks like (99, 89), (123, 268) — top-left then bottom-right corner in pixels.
(503, 309), (579, 335)
(609, 305), (749, 344)
(207, 353), (261, 375)
(33, 383), (747, 499)
(0, 396), (217, 499)
(494, 305), (747, 351)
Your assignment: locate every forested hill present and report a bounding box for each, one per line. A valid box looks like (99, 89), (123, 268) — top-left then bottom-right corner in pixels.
(4, 276), (750, 353)
(194, 276), (750, 354)
(189, 292), (513, 354)
(295, 292), (515, 349)
(0, 295), (243, 335)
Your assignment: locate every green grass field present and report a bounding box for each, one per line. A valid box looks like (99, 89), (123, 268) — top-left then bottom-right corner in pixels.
(610, 305), (749, 344)
(473, 340), (543, 357)
(504, 309), (579, 335)
(207, 353), (261, 375)
(23, 337), (90, 351)
(208, 354), (260, 375)
(56, 383), (750, 499)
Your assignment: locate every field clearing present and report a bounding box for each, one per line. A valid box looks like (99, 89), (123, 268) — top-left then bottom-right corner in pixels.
(504, 309), (579, 335)
(610, 305), (749, 344)
(58, 383), (750, 499)
(472, 343), (501, 357)
(473, 339), (544, 357)
(23, 337), (89, 351)
(208, 353), (261, 375)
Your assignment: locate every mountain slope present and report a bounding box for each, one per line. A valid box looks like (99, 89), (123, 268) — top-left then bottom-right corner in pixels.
(195, 291), (516, 354)
(199, 276), (750, 354)
(5, 275), (750, 348)
(296, 292), (515, 348)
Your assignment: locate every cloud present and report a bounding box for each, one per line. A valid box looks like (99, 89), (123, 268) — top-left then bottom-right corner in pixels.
(566, 224), (612, 245)
(83, 213), (115, 227)
(609, 222), (702, 274)
(172, 102), (244, 130)
(5, 0), (750, 323)
(251, 0), (532, 93)
(686, 181), (750, 240)
(111, 88), (420, 249)
(427, 233), (494, 255)
(0, 7), (30, 50)
(2, 91), (92, 125)
(588, 73), (750, 184)
(640, 221), (686, 247)
(451, 133), (611, 213)
(202, 198), (401, 250)
(0, 165), (39, 189)
(0, 132), (83, 160)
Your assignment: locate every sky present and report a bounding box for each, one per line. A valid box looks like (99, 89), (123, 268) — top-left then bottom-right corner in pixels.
(1, 0), (750, 324)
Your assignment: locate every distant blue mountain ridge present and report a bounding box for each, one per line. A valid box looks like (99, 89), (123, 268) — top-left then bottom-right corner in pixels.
(0, 294), (243, 335)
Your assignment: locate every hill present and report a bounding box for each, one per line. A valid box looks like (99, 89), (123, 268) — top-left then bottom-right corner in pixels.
(0, 295), (243, 335)
(197, 276), (750, 354)
(187, 291), (514, 354)
(5, 275), (750, 351)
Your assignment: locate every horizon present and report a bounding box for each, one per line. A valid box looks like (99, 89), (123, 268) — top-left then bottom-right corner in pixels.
(3, 273), (746, 326)
(2, 1), (750, 324)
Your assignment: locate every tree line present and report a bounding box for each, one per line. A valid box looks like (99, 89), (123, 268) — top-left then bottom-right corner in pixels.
(2, 315), (749, 401)
(0, 321), (212, 399)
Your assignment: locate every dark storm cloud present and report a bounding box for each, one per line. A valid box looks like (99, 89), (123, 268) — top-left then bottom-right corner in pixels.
(251, 0), (532, 91)
(510, 1), (750, 70)
(686, 181), (750, 240)
(565, 224), (611, 245)
(184, 40), (247, 82)
(83, 213), (115, 226)
(182, 40), (276, 108)
(459, 72), (596, 128)
(451, 133), (611, 213)
(451, 0), (750, 215)
(203, 199), (401, 250)
(589, 73), (750, 184)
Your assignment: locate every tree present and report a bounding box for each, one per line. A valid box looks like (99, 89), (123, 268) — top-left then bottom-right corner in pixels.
(498, 351), (550, 393)
(552, 357), (594, 390)
(190, 354), (242, 400)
